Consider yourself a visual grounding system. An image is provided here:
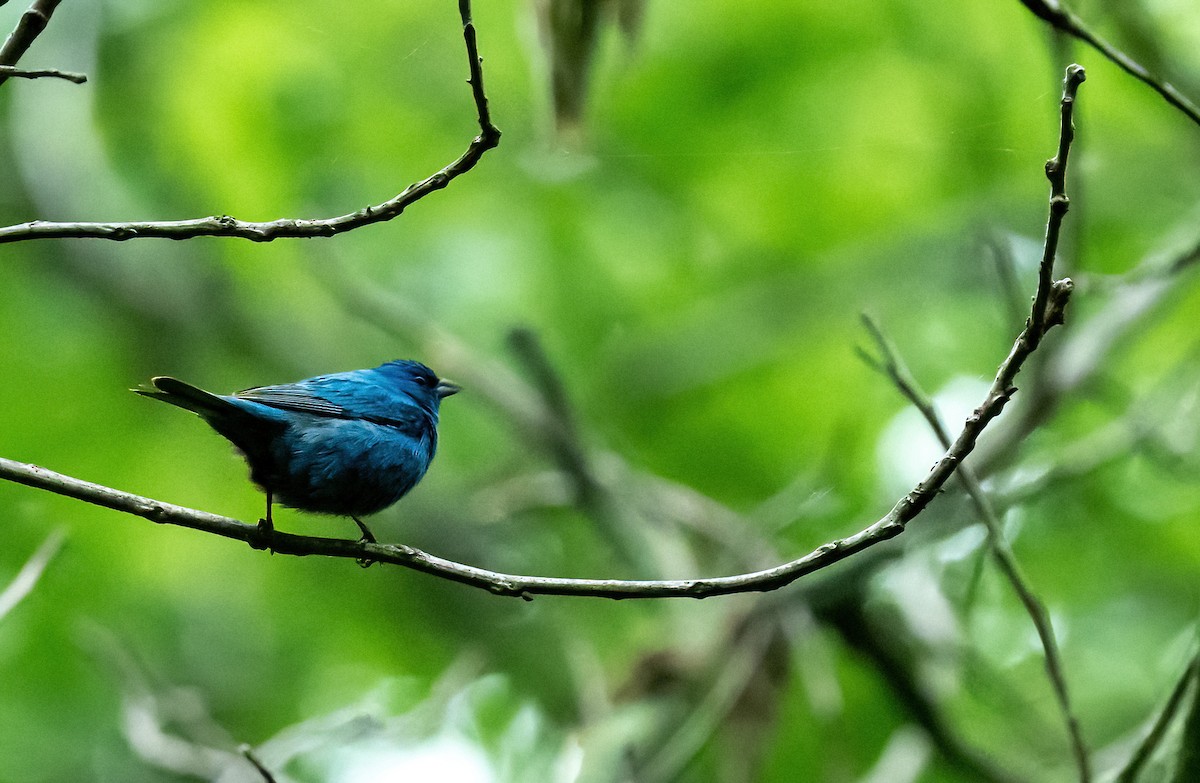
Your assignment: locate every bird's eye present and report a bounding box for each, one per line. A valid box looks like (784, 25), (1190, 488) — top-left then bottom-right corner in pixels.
(413, 376), (429, 387)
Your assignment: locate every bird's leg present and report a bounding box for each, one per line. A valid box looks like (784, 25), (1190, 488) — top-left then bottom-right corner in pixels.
(253, 490), (276, 552)
(352, 516), (376, 568)
(351, 516), (377, 544)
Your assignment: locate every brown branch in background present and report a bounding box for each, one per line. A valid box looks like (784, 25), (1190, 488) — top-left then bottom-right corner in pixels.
(817, 594), (1028, 783)
(506, 327), (663, 576)
(637, 620), (781, 782)
(0, 63), (84, 82)
(0, 0), (500, 243)
(860, 313), (1090, 783)
(0, 0), (62, 87)
(506, 327), (605, 512)
(312, 255), (770, 574)
(1016, 0), (1200, 129)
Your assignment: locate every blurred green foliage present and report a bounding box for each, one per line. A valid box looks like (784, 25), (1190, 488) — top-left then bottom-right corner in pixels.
(2, 0), (1199, 781)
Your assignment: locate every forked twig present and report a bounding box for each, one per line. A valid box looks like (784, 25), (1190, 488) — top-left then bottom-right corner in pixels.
(0, 0), (499, 243)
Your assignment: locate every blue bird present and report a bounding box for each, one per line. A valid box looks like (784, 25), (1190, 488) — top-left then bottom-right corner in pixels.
(135, 360), (459, 542)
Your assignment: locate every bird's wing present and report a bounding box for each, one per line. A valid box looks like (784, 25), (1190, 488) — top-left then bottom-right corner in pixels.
(235, 379), (428, 431)
(234, 384), (348, 417)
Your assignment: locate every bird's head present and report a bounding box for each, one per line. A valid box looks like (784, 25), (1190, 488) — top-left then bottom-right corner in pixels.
(379, 360), (460, 412)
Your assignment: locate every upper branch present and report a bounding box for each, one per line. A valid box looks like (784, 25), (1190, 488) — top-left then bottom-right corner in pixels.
(1016, 0), (1200, 130)
(0, 0), (500, 244)
(0, 0), (62, 87)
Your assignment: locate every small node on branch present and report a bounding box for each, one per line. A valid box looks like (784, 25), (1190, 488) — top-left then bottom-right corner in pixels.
(1045, 278), (1075, 327)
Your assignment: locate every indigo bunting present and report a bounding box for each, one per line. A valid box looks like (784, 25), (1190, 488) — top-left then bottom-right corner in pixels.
(135, 360), (459, 541)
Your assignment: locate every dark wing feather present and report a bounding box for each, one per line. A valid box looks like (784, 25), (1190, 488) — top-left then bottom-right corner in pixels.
(234, 385), (347, 417)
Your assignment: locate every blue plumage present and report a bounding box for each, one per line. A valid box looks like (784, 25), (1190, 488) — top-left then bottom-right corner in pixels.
(135, 360), (459, 539)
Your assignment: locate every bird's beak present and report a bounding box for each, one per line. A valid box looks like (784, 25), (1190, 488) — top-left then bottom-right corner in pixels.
(436, 379), (461, 398)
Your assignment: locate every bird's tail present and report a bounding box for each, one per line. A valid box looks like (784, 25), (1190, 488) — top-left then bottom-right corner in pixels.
(133, 376), (240, 418)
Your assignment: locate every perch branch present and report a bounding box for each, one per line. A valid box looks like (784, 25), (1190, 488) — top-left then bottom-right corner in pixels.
(0, 454), (907, 600)
(0, 0), (499, 243)
(1016, 0), (1200, 129)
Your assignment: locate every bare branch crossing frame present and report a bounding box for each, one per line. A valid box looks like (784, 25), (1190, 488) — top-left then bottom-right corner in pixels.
(0, 63), (1088, 604)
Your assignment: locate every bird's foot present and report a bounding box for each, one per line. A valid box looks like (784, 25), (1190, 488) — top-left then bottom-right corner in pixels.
(252, 517), (276, 553)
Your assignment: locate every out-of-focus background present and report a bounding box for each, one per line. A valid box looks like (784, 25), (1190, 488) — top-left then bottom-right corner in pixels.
(2, 0), (1199, 781)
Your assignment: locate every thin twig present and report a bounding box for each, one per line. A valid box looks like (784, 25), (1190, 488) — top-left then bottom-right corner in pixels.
(0, 64), (85, 83)
(972, 232), (1200, 478)
(1031, 63), (1084, 340)
(0, 0), (62, 86)
(239, 745), (279, 783)
(1116, 649), (1200, 783)
(0, 528), (66, 621)
(1171, 651), (1200, 783)
(1016, 0), (1200, 129)
(0, 0), (500, 243)
(861, 313), (1090, 783)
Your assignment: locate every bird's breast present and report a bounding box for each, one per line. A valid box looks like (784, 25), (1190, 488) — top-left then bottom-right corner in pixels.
(264, 415), (438, 516)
